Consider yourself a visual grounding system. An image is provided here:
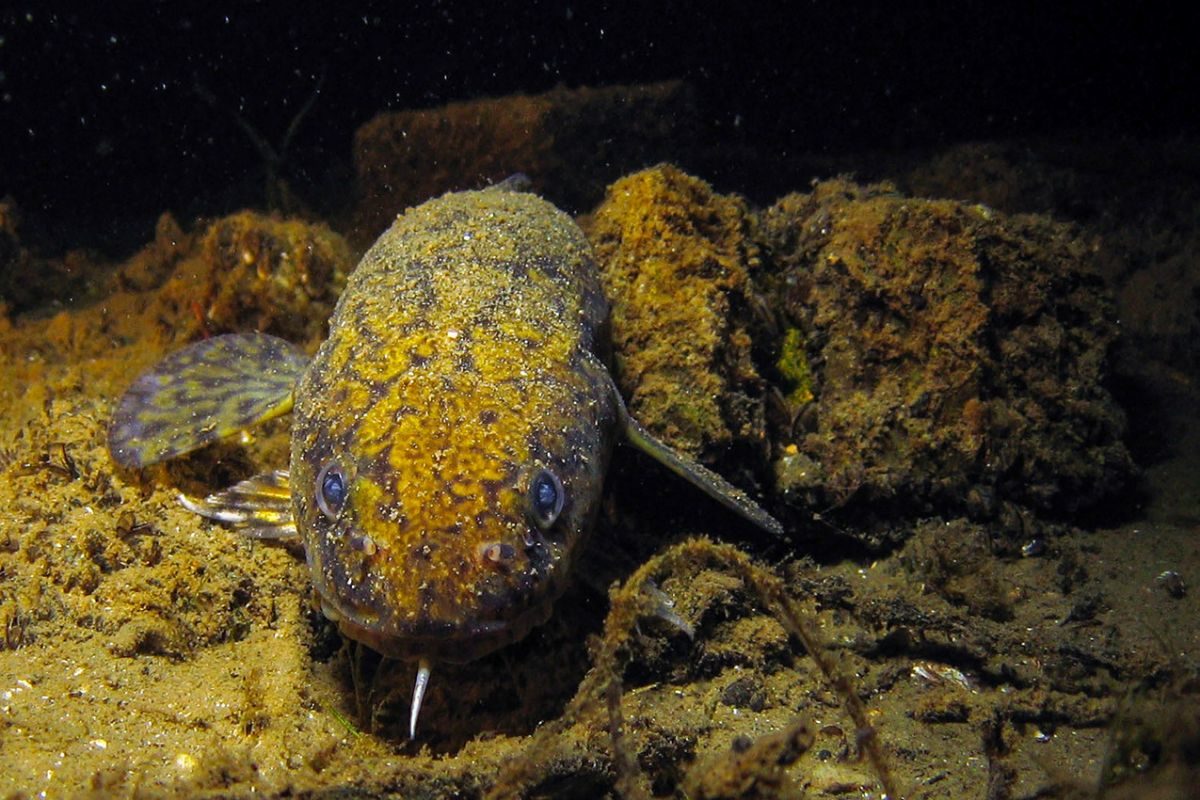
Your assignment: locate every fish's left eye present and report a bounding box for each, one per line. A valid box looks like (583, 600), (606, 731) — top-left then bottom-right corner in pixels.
(528, 468), (564, 529)
(316, 462), (347, 519)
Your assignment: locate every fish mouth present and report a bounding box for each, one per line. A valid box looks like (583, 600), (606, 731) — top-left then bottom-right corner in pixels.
(302, 518), (565, 662)
(315, 591), (554, 663)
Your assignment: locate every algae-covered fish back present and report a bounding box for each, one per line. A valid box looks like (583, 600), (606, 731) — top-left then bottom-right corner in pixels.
(290, 189), (617, 661)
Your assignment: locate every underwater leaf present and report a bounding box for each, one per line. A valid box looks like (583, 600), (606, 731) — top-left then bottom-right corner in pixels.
(108, 333), (309, 468)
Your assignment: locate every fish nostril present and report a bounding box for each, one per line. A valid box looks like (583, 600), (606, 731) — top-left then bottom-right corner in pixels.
(350, 533), (377, 556)
(477, 541), (516, 570)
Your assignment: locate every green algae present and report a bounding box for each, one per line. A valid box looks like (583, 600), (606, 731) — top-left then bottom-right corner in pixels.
(775, 327), (814, 405)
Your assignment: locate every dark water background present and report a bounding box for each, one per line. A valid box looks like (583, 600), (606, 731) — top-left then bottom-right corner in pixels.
(2, 2), (1196, 255)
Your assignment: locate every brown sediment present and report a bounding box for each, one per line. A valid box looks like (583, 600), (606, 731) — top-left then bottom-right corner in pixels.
(0, 209), (352, 676)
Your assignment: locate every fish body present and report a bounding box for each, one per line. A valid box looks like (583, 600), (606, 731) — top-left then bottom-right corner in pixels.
(110, 185), (781, 733)
(291, 189), (617, 662)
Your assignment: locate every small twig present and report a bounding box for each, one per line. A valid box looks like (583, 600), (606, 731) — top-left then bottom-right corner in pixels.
(18, 442), (79, 481)
(193, 68), (326, 211)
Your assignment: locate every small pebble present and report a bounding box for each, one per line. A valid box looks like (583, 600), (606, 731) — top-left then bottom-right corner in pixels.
(719, 677), (766, 712)
(1156, 570), (1186, 599)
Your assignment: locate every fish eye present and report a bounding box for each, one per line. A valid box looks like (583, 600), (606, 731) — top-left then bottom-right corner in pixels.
(316, 462), (348, 519)
(528, 468), (564, 529)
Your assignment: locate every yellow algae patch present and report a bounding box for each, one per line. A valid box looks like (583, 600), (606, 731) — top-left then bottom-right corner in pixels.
(586, 164), (768, 462)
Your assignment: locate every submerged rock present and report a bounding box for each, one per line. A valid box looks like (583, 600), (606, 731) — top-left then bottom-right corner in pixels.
(586, 165), (771, 477)
(584, 167), (1132, 545)
(110, 210), (352, 353)
(758, 179), (1133, 544)
(352, 81), (698, 245)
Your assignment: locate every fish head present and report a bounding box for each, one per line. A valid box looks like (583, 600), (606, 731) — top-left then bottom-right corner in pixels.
(290, 339), (617, 662)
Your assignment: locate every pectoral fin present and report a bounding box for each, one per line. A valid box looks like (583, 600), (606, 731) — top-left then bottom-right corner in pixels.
(109, 333), (309, 468)
(622, 413), (784, 537)
(179, 469), (297, 539)
(588, 354), (784, 537)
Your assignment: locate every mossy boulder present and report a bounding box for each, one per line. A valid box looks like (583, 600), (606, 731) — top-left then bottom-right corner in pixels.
(352, 82), (698, 247)
(759, 179), (1133, 545)
(585, 165), (772, 481)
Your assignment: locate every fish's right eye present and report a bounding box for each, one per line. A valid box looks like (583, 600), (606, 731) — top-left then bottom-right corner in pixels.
(316, 463), (347, 519)
(528, 468), (564, 529)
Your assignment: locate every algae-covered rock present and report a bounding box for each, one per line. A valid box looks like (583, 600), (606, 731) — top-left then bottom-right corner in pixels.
(759, 179), (1133, 542)
(178, 211), (351, 344)
(0, 198), (102, 314)
(585, 167), (1131, 543)
(100, 210), (353, 357)
(352, 82), (698, 245)
(0, 213), (347, 374)
(586, 165), (771, 476)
